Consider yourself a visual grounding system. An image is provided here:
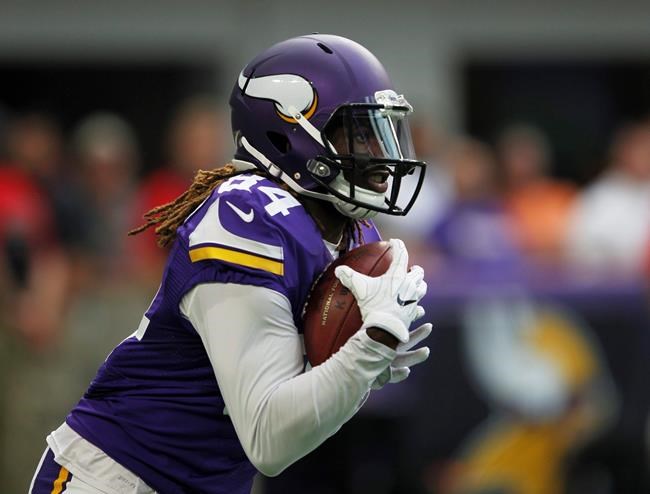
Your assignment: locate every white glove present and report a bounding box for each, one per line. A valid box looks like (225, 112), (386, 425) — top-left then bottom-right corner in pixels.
(372, 323), (432, 389)
(334, 238), (427, 343)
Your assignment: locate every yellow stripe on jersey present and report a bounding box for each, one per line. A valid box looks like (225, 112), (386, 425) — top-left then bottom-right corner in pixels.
(51, 466), (69, 494)
(189, 246), (284, 276)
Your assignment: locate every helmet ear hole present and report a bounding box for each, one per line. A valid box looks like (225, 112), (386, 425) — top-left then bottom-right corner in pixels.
(267, 131), (291, 154)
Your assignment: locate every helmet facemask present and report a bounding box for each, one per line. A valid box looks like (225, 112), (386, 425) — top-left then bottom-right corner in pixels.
(305, 93), (426, 219)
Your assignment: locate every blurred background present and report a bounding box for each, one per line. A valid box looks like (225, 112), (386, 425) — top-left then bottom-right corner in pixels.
(1, 1), (649, 493)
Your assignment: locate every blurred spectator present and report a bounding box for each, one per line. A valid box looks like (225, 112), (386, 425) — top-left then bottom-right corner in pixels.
(429, 137), (521, 273)
(0, 165), (54, 290)
(6, 113), (92, 254)
(72, 112), (140, 279)
(131, 95), (226, 280)
(6, 113), (63, 179)
(0, 114), (76, 352)
(498, 124), (577, 264)
(565, 122), (650, 275)
(0, 162), (69, 351)
(376, 118), (453, 268)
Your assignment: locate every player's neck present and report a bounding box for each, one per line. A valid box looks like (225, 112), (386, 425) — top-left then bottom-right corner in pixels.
(301, 196), (347, 246)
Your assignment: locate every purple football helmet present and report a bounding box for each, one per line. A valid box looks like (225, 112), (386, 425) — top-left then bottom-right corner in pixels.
(230, 34), (426, 219)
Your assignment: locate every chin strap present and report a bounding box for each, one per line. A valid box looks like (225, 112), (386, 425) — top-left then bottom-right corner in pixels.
(287, 106), (325, 145)
(329, 173), (381, 220)
(240, 136), (313, 194)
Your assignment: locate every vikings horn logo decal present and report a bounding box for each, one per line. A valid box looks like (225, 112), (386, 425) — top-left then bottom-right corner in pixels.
(238, 72), (318, 123)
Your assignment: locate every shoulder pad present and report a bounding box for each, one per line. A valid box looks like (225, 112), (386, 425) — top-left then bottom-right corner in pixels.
(185, 174), (312, 276)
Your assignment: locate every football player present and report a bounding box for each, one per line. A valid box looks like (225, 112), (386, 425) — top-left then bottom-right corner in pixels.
(30, 34), (431, 494)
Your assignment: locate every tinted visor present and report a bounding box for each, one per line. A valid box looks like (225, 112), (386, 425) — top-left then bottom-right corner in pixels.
(323, 104), (416, 161)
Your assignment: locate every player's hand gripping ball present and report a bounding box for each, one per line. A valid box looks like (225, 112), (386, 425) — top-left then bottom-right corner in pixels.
(302, 241), (394, 366)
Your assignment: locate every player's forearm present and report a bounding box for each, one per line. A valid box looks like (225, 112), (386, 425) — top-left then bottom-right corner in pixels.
(248, 329), (394, 476)
(181, 282), (394, 477)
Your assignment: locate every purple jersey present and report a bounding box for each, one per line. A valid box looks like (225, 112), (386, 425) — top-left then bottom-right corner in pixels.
(66, 174), (380, 494)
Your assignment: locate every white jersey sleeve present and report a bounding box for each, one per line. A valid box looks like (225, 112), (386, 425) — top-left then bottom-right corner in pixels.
(180, 282), (395, 476)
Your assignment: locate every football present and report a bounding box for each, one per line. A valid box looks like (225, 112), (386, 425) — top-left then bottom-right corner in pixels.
(303, 241), (393, 366)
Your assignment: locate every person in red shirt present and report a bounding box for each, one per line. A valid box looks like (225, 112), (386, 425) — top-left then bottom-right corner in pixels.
(0, 163), (69, 350)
